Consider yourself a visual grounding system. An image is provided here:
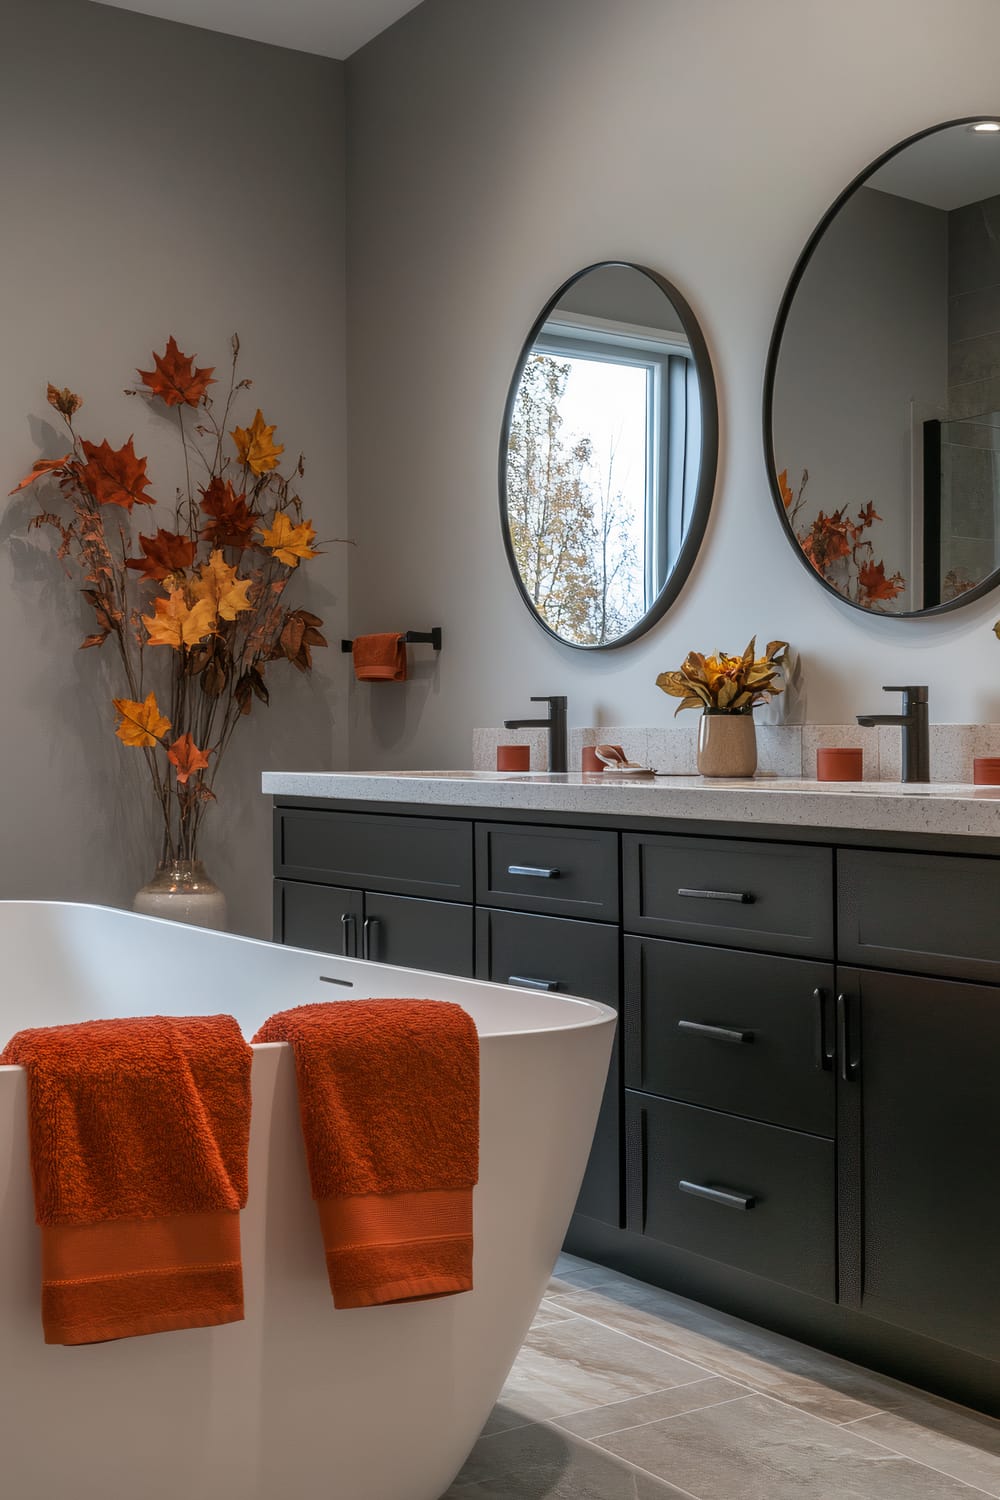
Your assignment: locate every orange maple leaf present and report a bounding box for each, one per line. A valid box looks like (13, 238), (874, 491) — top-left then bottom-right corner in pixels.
(126, 528), (197, 582)
(191, 549), (253, 620)
(138, 337), (215, 409)
(143, 588), (216, 649)
(78, 437), (155, 509)
(777, 469), (794, 509)
(112, 691), (171, 748)
(258, 510), (318, 566)
(46, 385), (83, 417)
(231, 409), (284, 475)
(858, 559), (905, 602)
(9, 454), (71, 494)
(199, 477), (256, 548)
(167, 732), (211, 784)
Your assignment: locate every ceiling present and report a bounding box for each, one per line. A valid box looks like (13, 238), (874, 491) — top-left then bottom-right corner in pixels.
(869, 124), (1000, 212)
(96, 0), (425, 59)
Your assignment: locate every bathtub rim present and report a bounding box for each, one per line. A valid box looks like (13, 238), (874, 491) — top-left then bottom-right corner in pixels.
(0, 899), (617, 1044)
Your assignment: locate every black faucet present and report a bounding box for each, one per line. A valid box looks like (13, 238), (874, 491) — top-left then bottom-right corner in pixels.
(857, 686), (930, 783)
(503, 695), (568, 773)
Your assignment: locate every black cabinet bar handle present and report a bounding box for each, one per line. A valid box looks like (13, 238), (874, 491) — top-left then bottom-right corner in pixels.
(677, 887), (754, 904)
(679, 1180), (756, 1211)
(814, 987), (835, 1071)
(508, 975), (560, 991)
(677, 1019), (754, 1045)
(836, 991), (861, 1082)
(340, 912), (356, 958)
(362, 916), (380, 961)
(508, 865), (561, 879)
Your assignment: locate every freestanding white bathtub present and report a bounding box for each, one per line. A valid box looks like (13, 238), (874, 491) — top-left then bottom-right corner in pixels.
(0, 901), (615, 1500)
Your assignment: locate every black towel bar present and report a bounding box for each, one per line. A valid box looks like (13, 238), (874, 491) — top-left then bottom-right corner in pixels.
(341, 627), (443, 653)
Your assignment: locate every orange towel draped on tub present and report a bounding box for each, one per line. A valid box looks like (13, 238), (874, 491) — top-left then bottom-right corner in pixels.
(0, 1014), (252, 1345)
(351, 632), (407, 682)
(253, 1000), (479, 1309)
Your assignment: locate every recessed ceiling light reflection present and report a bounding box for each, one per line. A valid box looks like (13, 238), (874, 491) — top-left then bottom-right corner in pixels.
(969, 121), (1000, 133)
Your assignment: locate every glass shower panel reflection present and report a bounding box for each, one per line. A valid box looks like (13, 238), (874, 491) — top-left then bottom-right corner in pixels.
(924, 413), (1000, 605)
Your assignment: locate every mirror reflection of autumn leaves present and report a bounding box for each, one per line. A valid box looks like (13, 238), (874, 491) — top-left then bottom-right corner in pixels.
(10, 335), (329, 862)
(778, 468), (906, 610)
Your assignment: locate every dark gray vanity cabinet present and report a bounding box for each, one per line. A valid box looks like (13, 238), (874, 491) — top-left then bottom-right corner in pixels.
(273, 808), (475, 977)
(272, 797), (1000, 1415)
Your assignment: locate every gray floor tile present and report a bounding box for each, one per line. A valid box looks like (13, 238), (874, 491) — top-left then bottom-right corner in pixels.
(498, 1315), (711, 1421)
(848, 1396), (1000, 1496)
(553, 1376), (748, 1438)
(530, 1301), (579, 1328)
(594, 1392), (989, 1499)
(549, 1280), (911, 1423)
(444, 1420), (692, 1497)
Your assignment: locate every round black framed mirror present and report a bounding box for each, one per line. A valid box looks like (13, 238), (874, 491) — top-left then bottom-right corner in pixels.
(765, 117), (1000, 617)
(499, 261), (718, 649)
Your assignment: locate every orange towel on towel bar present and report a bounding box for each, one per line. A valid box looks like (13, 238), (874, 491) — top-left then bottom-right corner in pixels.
(253, 1000), (479, 1309)
(352, 632), (407, 682)
(1, 1014), (252, 1345)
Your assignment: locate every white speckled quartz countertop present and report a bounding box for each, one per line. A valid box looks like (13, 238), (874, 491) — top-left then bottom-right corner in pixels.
(261, 770), (1000, 839)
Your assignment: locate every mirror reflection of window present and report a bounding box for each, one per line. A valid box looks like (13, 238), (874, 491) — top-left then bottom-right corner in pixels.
(504, 265), (703, 647)
(769, 119), (1000, 616)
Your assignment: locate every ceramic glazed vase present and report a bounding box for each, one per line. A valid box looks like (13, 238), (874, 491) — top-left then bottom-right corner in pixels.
(696, 711), (757, 778)
(133, 859), (227, 930)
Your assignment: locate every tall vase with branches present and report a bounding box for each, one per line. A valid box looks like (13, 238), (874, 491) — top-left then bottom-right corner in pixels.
(12, 335), (337, 925)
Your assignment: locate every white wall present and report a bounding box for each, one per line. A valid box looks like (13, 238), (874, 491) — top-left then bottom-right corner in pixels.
(344, 0), (1000, 770)
(1, 0), (347, 935)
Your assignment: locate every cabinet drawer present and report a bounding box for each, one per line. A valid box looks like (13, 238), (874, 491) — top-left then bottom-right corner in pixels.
(275, 808), (473, 901)
(626, 1092), (834, 1301)
(477, 823), (619, 920)
(274, 879), (363, 954)
(477, 908), (620, 1227)
(476, 907), (619, 1001)
(625, 939), (835, 1136)
(623, 833), (833, 958)
(839, 849), (1000, 982)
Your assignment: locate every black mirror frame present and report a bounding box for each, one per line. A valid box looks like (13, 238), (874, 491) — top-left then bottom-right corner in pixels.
(498, 260), (719, 651)
(763, 116), (1000, 619)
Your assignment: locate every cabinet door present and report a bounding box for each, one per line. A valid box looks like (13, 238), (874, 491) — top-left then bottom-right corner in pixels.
(363, 892), (474, 978)
(838, 967), (1000, 1360)
(476, 907), (621, 1227)
(274, 879), (363, 955)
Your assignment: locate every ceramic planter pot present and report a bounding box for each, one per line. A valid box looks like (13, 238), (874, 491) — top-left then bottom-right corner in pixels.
(697, 711), (757, 778)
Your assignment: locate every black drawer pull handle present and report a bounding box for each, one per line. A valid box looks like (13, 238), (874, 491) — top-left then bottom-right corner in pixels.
(340, 912), (356, 958)
(679, 1180), (756, 1211)
(677, 1019), (754, 1045)
(836, 991), (861, 1082)
(677, 887), (754, 904)
(508, 975), (560, 992)
(362, 916), (380, 962)
(508, 864), (561, 879)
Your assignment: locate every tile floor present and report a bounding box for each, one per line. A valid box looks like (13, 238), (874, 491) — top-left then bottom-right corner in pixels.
(443, 1253), (1000, 1499)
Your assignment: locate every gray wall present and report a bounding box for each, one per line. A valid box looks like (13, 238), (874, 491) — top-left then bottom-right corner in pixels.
(344, 0), (1000, 763)
(1, 0), (347, 935)
(773, 185), (949, 613)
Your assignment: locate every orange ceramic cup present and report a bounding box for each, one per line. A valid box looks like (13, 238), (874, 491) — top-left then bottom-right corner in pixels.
(973, 756), (1000, 785)
(581, 746), (603, 772)
(816, 747), (863, 782)
(496, 744), (530, 771)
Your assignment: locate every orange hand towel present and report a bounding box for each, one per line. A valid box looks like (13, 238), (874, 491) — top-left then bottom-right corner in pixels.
(253, 1000), (478, 1309)
(352, 632), (407, 682)
(1, 1014), (252, 1345)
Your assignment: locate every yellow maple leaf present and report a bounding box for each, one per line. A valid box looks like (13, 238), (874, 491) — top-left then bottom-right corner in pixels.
(231, 408), (284, 475)
(192, 549), (253, 621)
(258, 510), (318, 566)
(112, 691), (171, 748)
(143, 588), (217, 649)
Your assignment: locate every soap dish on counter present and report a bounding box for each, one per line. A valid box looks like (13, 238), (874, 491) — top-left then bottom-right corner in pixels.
(594, 744), (656, 777)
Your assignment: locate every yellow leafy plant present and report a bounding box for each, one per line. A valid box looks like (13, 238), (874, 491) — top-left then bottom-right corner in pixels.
(656, 637), (788, 716)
